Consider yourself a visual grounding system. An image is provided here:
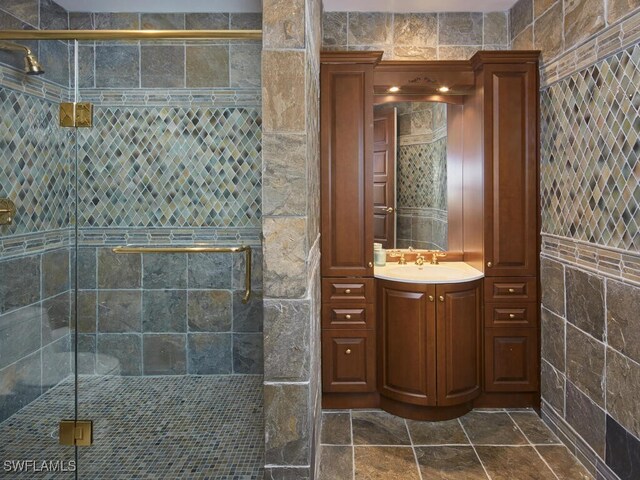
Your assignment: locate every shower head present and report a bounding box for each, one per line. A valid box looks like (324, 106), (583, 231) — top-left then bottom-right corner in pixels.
(0, 41), (45, 76)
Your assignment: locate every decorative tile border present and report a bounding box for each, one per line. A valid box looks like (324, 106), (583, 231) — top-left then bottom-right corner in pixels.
(540, 10), (640, 87)
(77, 227), (262, 247)
(0, 64), (71, 103)
(0, 228), (71, 260)
(78, 88), (262, 107)
(541, 233), (640, 286)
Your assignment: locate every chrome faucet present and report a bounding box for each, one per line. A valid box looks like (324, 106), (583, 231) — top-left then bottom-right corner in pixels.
(415, 254), (425, 266)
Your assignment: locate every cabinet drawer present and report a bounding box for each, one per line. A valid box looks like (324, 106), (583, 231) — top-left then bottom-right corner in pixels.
(322, 278), (374, 303)
(485, 302), (537, 328)
(484, 277), (537, 302)
(484, 327), (538, 392)
(322, 304), (374, 329)
(322, 329), (376, 393)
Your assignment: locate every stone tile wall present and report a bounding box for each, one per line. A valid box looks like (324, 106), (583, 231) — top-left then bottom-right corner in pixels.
(0, 248), (72, 423)
(73, 243), (263, 377)
(534, 2), (640, 477)
(322, 11), (509, 59)
(261, 0), (322, 477)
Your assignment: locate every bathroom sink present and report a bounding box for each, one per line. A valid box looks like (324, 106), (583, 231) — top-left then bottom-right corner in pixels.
(374, 262), (484, 284)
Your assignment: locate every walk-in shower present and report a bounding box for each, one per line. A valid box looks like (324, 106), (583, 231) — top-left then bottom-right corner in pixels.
(0, 10), (263, 479)
(0, 41), (44, 75)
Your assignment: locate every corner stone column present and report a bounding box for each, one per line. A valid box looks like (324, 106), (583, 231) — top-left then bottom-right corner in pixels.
(261, 0), (322, 478)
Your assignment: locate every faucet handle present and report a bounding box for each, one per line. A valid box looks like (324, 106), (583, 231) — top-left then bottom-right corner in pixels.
(415, 253), (425, 266)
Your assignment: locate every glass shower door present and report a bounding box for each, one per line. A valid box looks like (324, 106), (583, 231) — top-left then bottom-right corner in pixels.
(73, 36), (264, 478)
(0, 37), (77, 478)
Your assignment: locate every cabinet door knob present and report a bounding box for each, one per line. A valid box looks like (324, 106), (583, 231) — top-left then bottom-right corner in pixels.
(368, 261), (373, 268)
(345, 314), (352, 319)
(509, 313), (516, 319)
(439, 296), (444, 302)
(386, 206), (394, 213)
(345, 289), (351, 294)
(508, 288), (515, 293)
(428, 295), (434, 302)
(345, 349), (352, 355)
(487, 261), (492, 268)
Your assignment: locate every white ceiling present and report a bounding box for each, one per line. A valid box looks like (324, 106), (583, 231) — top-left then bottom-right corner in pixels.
(323, 0), (518, 12)
(55, 0), (262, 13)
(54, 0), (516, 13)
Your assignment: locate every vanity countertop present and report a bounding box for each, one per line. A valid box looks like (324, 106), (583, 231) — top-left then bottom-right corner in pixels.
(374, 261), (484, 284)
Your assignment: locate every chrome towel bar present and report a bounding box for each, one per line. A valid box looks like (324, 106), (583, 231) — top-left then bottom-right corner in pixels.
(112, 245), (252, 303)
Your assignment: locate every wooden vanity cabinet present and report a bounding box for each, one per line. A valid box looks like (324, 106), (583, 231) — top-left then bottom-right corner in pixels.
(377, 279), (482, 410)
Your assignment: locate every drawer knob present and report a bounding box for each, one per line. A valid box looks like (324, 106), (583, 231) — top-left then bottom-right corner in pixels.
(368, 262), (373, 268)
(345, 349), (352, 355)
(345, 289), (351, 294)
(487, 261), (492, 268)
(508, 288), (515, 293)
(428, 295), (434, 302)
(509, 313), (516, 318)
(439, 296), (444, 302)
(345, 314), (352, 319)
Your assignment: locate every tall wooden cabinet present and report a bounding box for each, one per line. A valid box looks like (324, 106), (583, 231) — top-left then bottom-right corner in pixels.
(471, 54), (540, 394)
(321, 53), (381, 406)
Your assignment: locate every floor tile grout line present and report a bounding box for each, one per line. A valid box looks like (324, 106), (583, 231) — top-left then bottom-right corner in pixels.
(458, 417), (493, 480)
(404, 418), (424, 480)
(506, 411), (562, 480)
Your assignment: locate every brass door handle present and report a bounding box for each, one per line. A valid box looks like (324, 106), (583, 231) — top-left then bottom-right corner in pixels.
(345, 289), (351, 294)
(428, 295), (434, 302)
(439, 296), (444, 302)
(509, 313), (516, 318)
(345, 314), (352, 319)
(386, 207), (394, 213)
(345, 349), (352, 355)
(487, 261), (492, 268)
(508, 288), (515, 293)
(368, 262), (373, 268)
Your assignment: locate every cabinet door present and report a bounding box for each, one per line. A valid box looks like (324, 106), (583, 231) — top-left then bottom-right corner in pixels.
(484, 327), (538, 392)
(322, 329), (376, 393)
(483, 62), (538, 277)
(436, 280), (482, 405)
(377, 281), (437, 406)
(373, 107), (396, 248)
(321, 62), (374, 276)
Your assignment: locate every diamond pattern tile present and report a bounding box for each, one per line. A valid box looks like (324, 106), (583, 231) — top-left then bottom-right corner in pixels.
(76, 106), (262, 228)
(541, 43), (640, 251)
(397, 138), (448, 211)
(0, 88), (74, 235)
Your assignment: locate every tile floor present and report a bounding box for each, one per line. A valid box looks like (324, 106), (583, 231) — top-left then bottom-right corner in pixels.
(319, 409), (593, 479)
(0, 375), (264, 479)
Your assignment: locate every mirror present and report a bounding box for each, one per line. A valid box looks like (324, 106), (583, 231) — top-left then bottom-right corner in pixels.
(373, 101), (449, 251)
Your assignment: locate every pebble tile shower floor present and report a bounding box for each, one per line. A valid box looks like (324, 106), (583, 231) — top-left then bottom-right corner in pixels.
(319, 409), (593, 479)
(0, 375), (263, 479)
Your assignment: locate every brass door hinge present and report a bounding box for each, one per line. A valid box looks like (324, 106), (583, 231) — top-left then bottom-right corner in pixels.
(59, 420), (93, 446)
(0, 198), (16, 225)
(59, 102), (92, 128)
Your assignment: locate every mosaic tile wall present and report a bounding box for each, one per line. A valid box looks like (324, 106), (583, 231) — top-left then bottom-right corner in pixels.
(76, 105), (262, 229)
(0, 87), (73, 239)
(539, 36), (640, 480)
(322, 11), (509, 60)
(540, 45), (639, 252)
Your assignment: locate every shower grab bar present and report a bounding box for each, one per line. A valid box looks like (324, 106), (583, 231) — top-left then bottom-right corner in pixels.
(112, 245), (252, 303)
